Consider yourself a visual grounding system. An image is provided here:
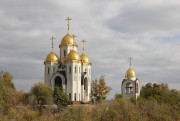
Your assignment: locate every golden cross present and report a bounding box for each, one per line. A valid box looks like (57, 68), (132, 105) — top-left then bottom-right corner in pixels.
(81, 39), (86, 52)
(65, 17), (72, 31)
(129, 57), (132, 66)
(50, 36), (56, 49)
(72, 34), (77, 49)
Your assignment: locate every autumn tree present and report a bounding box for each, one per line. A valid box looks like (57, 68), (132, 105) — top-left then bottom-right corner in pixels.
(91, 75), (111, 103)
(29, 83), (53, 112)
(0, 71), (17, 114)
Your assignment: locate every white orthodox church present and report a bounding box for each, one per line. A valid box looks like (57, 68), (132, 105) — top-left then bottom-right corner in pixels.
(44, 17), (91, 103)
(121, 59), (140, 99)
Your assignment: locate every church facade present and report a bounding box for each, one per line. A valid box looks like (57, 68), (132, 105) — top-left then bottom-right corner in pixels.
(44, 17), (91, 103)
(121, 59), (140, 99)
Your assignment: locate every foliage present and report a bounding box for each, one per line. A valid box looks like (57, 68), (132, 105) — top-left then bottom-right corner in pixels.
(91, 75), (111, 103)
(29, 83), (53, 106)
(0, 71), (17, 114)
(53, 87), (69, 109)
(140, 83), (180, 106)
(114, 93), (123, 100)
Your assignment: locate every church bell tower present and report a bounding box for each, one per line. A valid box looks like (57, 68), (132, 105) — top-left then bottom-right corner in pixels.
(121, 58), (140, 99)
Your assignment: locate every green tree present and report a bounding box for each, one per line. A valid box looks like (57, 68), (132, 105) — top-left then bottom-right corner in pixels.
(114, 93), (123, 100)
(29, 83), (53, 111)
(53, 87), (69, 110)
(91, 75), (111, 103)
(140, 83), (179, 105)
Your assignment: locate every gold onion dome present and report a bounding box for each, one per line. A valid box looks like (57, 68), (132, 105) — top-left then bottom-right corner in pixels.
(65, 50), (80, 62)
(60, 32), (74, 47)
(80, 52), (90, 64)
(44, 50), (60, 64)
(125, 67), (136, 78)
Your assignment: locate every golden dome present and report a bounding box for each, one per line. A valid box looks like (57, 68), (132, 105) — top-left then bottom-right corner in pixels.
(80, 52), (90, 64)
(44, 50), (60, 64)
(60, 32), (74, 47)
(65, 50), (80, 62)
(125, 67), (136, 78)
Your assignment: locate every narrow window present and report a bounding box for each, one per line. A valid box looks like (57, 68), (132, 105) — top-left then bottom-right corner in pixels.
(48, 67), (50, 74)
(74, 93), (76, 101)
(64, 50), (66, 56)
(53, 67), (55, 73)
(75, 66), (77, 74)
(79, 67), (80, 73)
(69, 93), (71, 100)
(69, 66), (71, 74)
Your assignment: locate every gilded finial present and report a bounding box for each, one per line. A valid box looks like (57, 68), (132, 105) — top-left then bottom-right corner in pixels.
(72, 34), (77, 49)
(65, 17), (72, 32)
(50, 36), (56, 49)
(129, 57), (132, 67)
(81, 39), (86, 53)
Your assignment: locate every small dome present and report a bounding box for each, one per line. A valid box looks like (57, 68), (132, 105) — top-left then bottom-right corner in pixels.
(80, 52), (90, 64)
(44, 50), (60, 64)
(60, 32), (73, 47)
(125, 67), (136, 78)
(65, 50), (80, 62)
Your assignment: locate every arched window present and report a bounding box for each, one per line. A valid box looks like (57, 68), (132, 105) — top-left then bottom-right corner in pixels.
(64, 50), (66, 56)
(48, 67), (50, 75)
(75, 66), (77, 74)
(69, 66), (71, 74)
(125, 83), (133, 94)
(136, 83), (139, 93)
(53, 67), (55, 73)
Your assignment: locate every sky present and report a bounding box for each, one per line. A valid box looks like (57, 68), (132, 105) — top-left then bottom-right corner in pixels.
(0, 0), (180, 99)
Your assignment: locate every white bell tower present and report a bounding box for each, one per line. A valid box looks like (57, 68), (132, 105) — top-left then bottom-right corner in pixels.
(121, 58), (140, 99)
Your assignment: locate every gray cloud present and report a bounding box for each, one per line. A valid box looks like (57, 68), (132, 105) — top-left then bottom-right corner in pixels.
(0, 0), (180, 99)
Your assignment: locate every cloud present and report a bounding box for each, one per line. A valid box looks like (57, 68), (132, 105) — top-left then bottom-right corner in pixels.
(107, 0), (180, 35)
(0, 0), (180, 99)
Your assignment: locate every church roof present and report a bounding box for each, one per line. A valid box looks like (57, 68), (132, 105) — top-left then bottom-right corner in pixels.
(80, 52), (90, 64)
(65, 49), (80, 63)
(44, 50), (60, 64)
(125, 67), (136, 78)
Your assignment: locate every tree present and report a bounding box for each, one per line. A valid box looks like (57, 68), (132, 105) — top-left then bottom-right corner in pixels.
(91, 75), (111, 103)
(0, 71), (17, 114)
(140, 83), (180, 105)
(53, 87), (69, 110)
(114, 93), (123, 100)
(29, 83), (53, 110)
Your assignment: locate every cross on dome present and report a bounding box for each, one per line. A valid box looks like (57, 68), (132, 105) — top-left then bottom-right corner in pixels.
(65, 17), (72, 32)
(72, 34), (77, 49)
(81, 39), (86, 53)
(129, 57), (132, 67)
(50, 36), (56, 49)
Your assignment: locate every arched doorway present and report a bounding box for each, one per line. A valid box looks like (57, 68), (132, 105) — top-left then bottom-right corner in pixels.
(55, 76), (62, 87)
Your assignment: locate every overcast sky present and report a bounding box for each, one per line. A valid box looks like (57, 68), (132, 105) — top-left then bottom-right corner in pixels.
(0, 0), (180, 99)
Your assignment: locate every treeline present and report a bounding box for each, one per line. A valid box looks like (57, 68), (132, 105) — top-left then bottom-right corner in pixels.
(0, 71), (179, 121)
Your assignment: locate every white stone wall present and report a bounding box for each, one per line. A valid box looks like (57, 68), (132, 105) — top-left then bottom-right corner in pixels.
(44, 63), (59, 87)
(65, 62), (81, 101)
